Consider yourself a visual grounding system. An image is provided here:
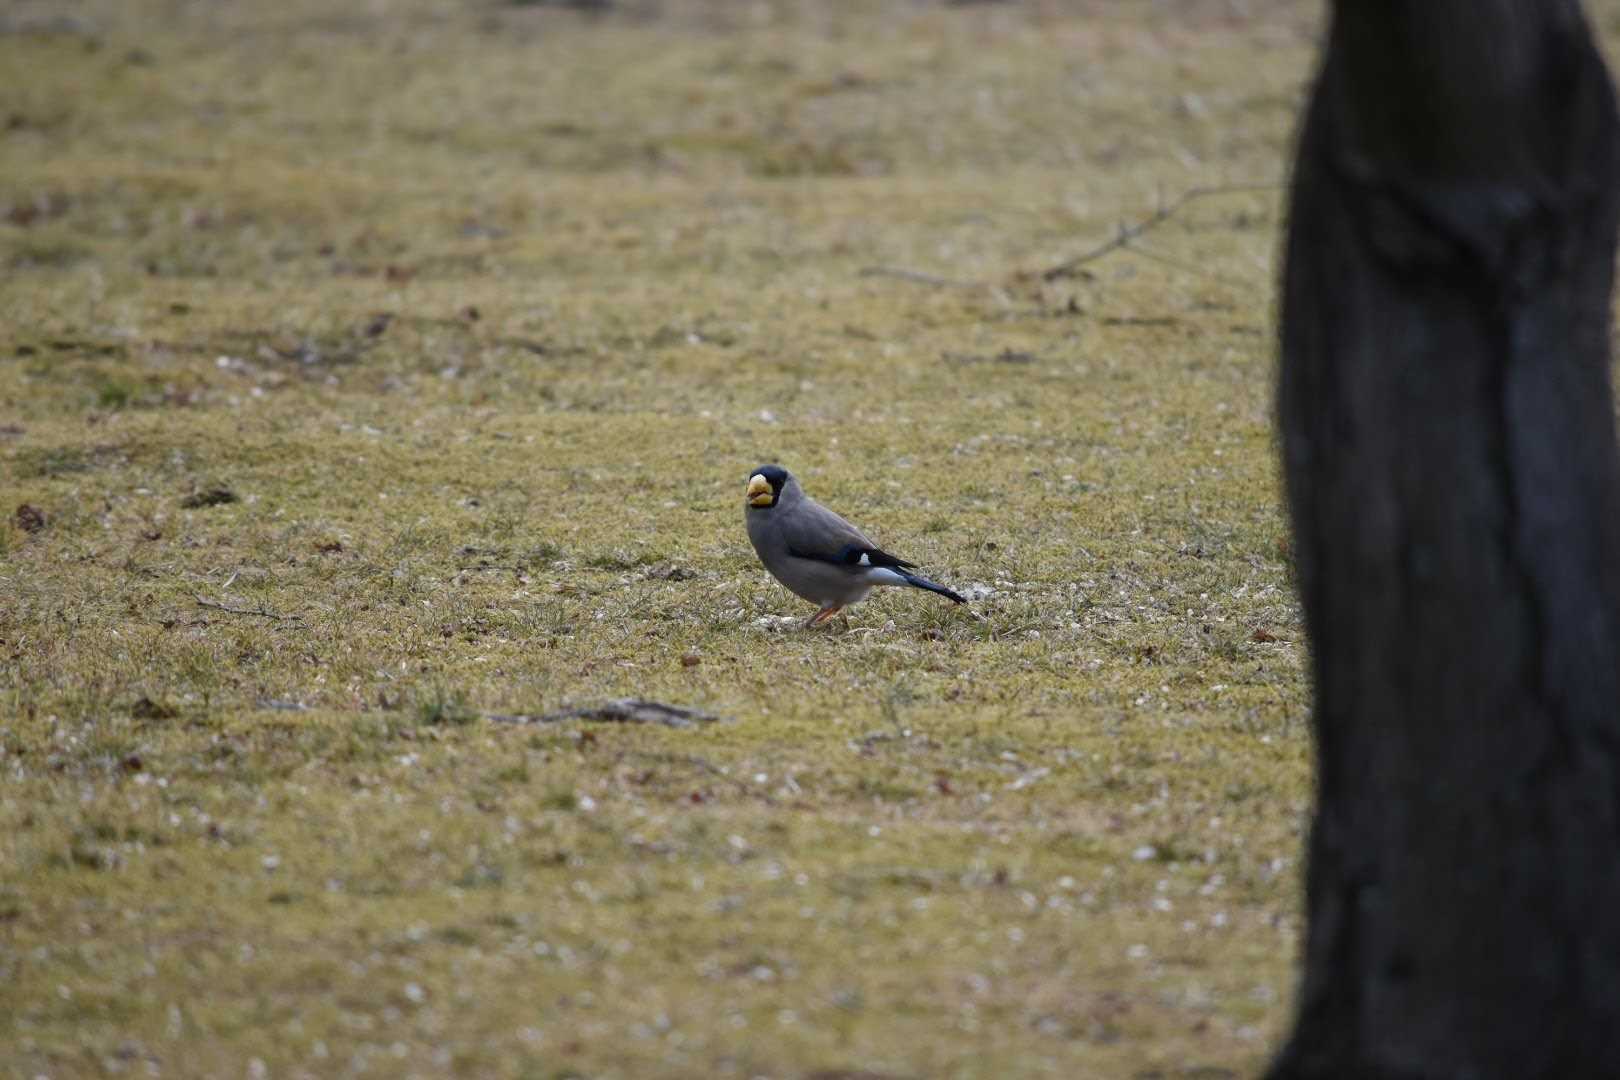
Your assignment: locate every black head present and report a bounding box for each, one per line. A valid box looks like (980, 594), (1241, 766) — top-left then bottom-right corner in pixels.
(746, 464), (790, 509)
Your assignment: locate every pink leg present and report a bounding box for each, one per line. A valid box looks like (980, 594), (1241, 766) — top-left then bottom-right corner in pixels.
(805, 605), (843, 627)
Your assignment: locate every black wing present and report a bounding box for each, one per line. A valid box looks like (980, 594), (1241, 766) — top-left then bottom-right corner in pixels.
(815, 542), (917, 570)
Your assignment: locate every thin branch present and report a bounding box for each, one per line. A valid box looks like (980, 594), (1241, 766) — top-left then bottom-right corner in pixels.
(857, 266), (985, 289)
(1122, 242), (1258, 287)
(855, 184), (1283, 292)
(485, 698), (724, 729)
(194, 596), (299, 621)
(1040, 182), (1282, 282)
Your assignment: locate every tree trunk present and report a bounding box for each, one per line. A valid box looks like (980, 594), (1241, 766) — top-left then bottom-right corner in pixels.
(1272, 2), (1620, 1076)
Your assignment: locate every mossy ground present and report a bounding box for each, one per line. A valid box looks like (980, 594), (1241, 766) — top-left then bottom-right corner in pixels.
(0, 0), (1454, 1075)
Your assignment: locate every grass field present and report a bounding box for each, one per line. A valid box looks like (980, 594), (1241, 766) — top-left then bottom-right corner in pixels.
(0, 0), (1516, 1075)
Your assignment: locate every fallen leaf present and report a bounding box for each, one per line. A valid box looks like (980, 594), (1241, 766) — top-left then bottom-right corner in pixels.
(14, 504), (45, 533)
(131, 696), (178, 720)
(181, 487), (237, 509)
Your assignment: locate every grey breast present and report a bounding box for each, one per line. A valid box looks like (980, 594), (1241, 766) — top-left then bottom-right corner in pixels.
(747, 496), (875, 607)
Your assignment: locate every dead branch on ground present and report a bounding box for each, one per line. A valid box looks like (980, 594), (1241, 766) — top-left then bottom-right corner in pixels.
(195, 596), (300, 621)
(485, 698), (725, 729)
(1039, 182), (1281, 282)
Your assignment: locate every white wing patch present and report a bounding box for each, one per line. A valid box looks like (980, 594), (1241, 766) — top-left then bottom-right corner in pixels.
(857, 553), (872, 566)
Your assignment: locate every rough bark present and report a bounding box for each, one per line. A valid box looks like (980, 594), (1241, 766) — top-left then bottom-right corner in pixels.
(1272, 2), (1620, 1076)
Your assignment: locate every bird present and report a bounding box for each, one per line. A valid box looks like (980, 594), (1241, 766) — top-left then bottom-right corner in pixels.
(743, 464), (966, 627)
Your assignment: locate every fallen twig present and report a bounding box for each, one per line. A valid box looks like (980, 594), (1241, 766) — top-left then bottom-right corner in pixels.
(855, 184), (1282, 292)
(195, 596), (299, 621)
(1040, 182), (1282, 282)
(486, 698), (725, 729)
(1118, 241), (1258, 286)
(857, 265), (985, 289)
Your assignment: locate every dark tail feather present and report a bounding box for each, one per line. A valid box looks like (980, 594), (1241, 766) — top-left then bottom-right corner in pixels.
(901, 571), (966, 604)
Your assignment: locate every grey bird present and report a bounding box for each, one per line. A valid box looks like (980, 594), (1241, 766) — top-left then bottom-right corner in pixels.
(743, 464), (966, 626)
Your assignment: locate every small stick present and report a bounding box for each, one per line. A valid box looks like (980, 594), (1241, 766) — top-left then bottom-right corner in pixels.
(486, 698), (724, 729)
(855, 184), (1281, 290)
(194, 596), (299, 621)
(1041, 182), (1281, 281)
(1121, 242), (1256, 287)
(857, 266), (984, 289)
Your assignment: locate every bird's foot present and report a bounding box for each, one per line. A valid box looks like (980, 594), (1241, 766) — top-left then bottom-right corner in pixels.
(805, 606), (843, 628)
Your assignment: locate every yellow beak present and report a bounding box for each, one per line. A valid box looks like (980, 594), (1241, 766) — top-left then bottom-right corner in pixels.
(747, 474), (774, 507)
